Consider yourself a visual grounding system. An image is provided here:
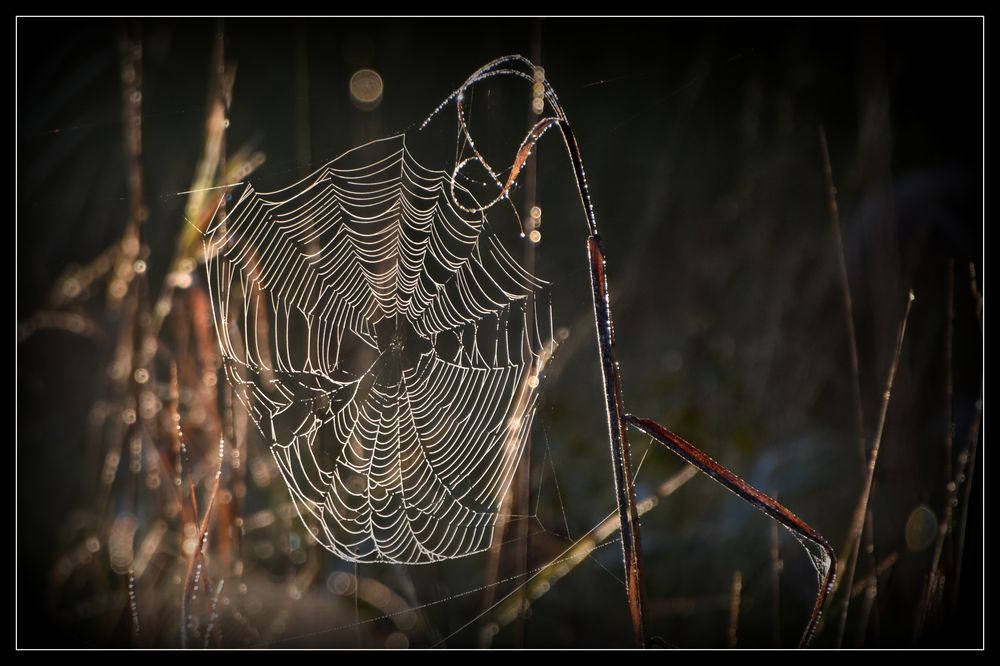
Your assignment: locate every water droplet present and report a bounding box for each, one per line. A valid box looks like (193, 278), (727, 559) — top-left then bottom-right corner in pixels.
(327, 571), (355, 595)
(905, 504), (937, 551)
(350, 69), (384, 110)
(62, 279), (81, 298)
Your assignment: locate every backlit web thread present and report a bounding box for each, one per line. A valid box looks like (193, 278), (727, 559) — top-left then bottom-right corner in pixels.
(205, 135), (553, 563)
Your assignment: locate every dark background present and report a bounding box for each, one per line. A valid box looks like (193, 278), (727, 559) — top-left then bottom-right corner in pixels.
(18, 17), (982, 648)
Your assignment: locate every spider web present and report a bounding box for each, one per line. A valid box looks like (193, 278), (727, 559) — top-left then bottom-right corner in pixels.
(200, 55), (835, 647)
(204, 134), (553, 564)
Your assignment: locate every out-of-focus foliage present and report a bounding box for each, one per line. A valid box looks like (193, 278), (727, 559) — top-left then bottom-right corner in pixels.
(18, 18), (982, 648)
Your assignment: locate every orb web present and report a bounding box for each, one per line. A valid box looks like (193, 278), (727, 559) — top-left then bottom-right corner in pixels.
(204, 134), (552, 563)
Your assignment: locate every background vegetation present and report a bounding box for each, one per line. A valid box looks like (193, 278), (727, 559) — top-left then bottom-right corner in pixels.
(18, 17), (982, 648)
